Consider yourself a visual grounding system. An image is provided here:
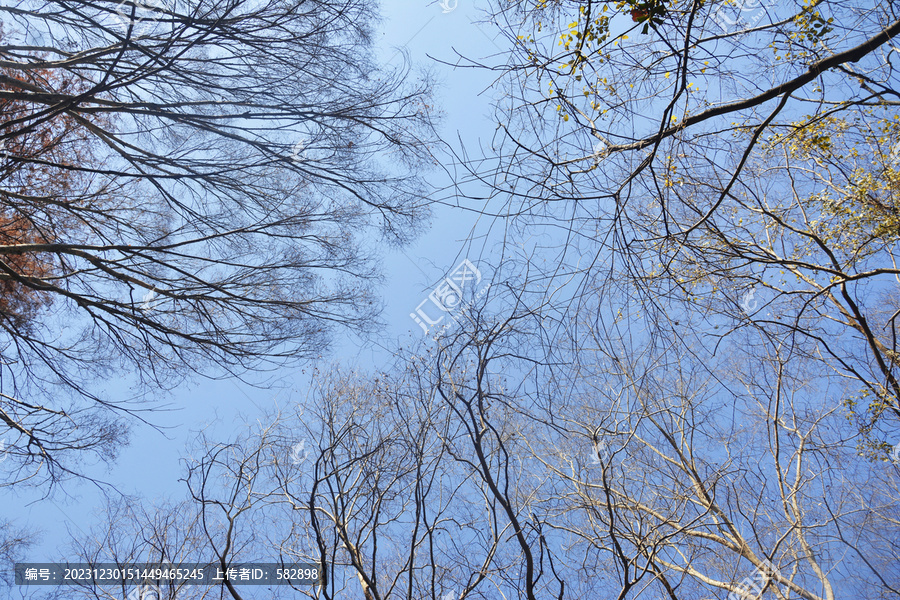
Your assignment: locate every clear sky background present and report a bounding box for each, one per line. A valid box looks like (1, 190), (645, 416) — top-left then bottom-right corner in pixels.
(5, 0), (509, 565)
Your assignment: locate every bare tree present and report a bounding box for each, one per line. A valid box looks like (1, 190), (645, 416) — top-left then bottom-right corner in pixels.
(178, 368), (512, 600)
(418, 296), (900, 599)
(448, 0), (900, 438)
(55, 496), (221, 600)
(57, 311), (900, 599)
(0, 0), (437, 486)
(65, 357), (566, 600)
(49, 2), (900, 598)
(0, 518), (34, 591)
(433, 2), (900, 592)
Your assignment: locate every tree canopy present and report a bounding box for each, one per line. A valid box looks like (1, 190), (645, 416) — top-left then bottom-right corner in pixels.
(4, 1), (900, 599)
(0, 0), (436, 486)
